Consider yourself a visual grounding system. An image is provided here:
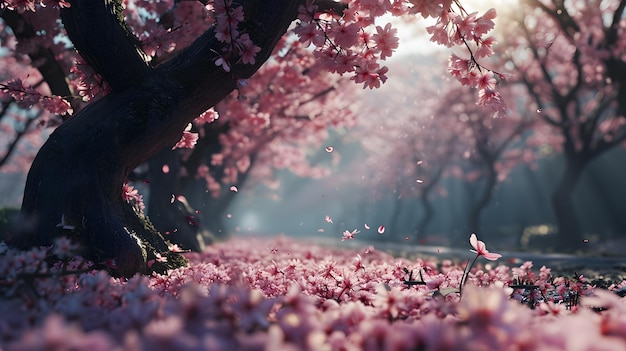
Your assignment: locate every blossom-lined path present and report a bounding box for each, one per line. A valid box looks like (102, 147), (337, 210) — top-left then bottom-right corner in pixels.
(310, 237), (626, 280)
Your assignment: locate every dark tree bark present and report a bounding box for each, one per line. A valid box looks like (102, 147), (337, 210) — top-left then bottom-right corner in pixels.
(10, 0), (305, 277)
(416, 159), (448, 240)
(551, 156), (585, 250)
(147, 147), (215, 253)
(466, 161), (497, 235)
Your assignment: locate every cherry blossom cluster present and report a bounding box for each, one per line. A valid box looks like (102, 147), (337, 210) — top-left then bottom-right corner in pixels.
(411, 1), (507, 116)
(68, 59), (111, 102)
(291, 0), (506, 117)
(0, 80), (72, 116)
(172, 123), (199, 149)
(209, 0), (262, 72)
(193, 40), (355, 198)
(1, 235), (625, 350)
(449, 54), (508, 117)
(293, 0), (399, 89)
(121, 182), (146, 212)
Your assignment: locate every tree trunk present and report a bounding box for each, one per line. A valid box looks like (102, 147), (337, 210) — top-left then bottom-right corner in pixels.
(417, 188), (435, 241)
(147, 148), (215, 252)
(467, 163), (497, 235)
(416, 161), (448, 242)
(552, 156), (585, 251)
(10, 0), (303, 277)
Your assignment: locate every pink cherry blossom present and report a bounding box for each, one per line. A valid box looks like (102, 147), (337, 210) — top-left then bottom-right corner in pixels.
(172, 124), (199, 149)
(469, 233), (502, 261)
(372, 23), (399, 60)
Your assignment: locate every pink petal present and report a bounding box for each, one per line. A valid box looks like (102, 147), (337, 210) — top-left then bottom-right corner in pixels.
(483, 252), (502, 261)
(469, 233), (478, 250)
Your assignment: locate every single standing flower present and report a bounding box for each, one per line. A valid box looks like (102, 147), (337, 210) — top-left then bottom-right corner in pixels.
(469, 233), (502, 260)
(460, 233), (502, 296)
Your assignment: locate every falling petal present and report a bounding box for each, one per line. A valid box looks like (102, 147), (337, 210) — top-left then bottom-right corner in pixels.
(318, 228), (325, 232)
(417, 160), (423, 165)
(162, 164), (170, 174)
(377, 225), (385, 234)
(536, 108), (543, 113)
(170, 194), (175, 204)
(185, 215), (198, 226)
(230, 185), (238, 192)
(364, 224), (371, 230)
(416, 179), (424, 184)
(227, 213), (232, 218)
(325, 146), (334, 152)
(404, 236), (409, 241)
(325, 215), (333, 223)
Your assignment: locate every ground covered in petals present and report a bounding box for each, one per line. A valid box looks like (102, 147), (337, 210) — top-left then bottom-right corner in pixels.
(2, 236), (626, 350)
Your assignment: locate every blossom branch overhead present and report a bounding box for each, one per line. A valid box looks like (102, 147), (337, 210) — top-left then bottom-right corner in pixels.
(1, 0), (506, 124)
(288, 0), (507, 114)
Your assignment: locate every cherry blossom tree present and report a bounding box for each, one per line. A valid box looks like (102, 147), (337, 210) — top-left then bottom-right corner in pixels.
(348, 59), (535, 243)
(342, 58), (461, 241)
(144, 49), (356, 251)
(439, 84), (536, 237)
(0, 0), (501, 276)
(501, 0), (626, 249)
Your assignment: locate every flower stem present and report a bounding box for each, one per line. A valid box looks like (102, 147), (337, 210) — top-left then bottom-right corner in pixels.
(459, 254), (479, 297)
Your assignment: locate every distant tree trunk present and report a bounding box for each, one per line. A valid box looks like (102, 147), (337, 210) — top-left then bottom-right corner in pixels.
(415, 160), (448, 241)
(416, 191), (434, 240)
(552, 156), (585, 250)
(586, 163), (626, 237)
(10, 0), (303, 277)
(467, 163), (497, 235)
(147, 148), (215, 252)
(387, 184), (403, 241)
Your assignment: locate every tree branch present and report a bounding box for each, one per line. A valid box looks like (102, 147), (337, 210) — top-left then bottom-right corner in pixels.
(524, 0), (579, 38)
(1, 10), (79, 117)
(60, 0), (152, 93)
(0, 114), (38, 169)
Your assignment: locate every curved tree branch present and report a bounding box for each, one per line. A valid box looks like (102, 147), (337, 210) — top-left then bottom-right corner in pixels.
(60, 0), (152, 93)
